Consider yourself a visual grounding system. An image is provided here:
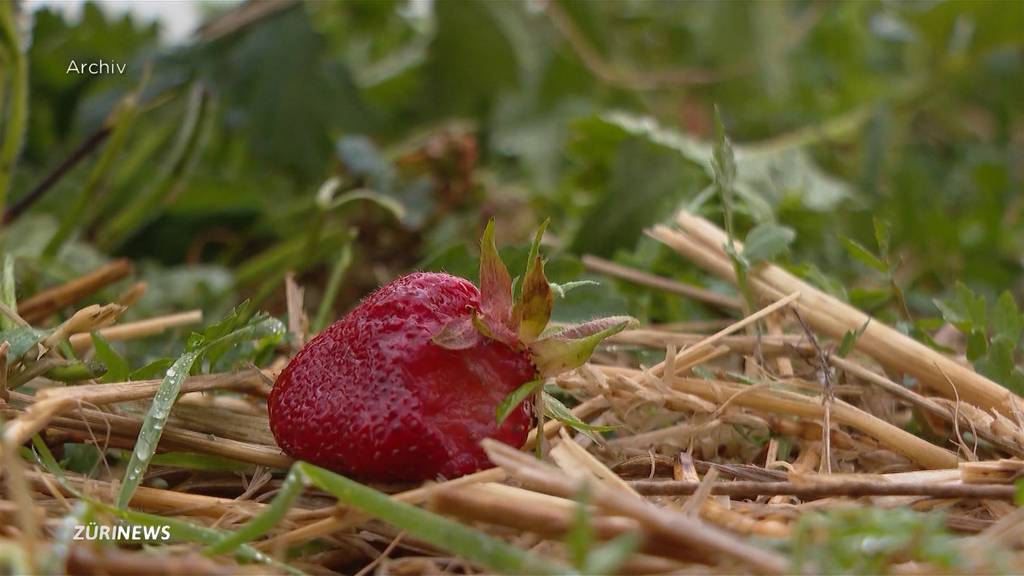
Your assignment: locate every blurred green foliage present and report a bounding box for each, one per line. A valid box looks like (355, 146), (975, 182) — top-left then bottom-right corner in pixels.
(1, 0), (1023, 375)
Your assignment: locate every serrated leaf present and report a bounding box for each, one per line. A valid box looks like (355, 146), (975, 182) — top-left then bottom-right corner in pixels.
(979, 338), (1014, 384)
(742, 223), (795, 264)
(991, 291), (1022, 346)
(841, 237), (887, 273)
(966, 329), (988, 362)
(528, 316), (636, 377)
(954, 281), (987, 329)
(496, 379), (542, 425)
(478, 219), (516, 343)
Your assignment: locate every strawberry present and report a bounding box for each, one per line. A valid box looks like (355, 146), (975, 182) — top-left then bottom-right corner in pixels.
(269, 221), (633, 482)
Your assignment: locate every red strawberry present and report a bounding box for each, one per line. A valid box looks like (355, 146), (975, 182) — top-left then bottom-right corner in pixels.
(269, 221), (633, 482)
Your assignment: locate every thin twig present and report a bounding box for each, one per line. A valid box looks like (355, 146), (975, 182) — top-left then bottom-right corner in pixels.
(582, 254), (741, 311)
(630, 479), (1016, 500)
(791, 308), (834, 474)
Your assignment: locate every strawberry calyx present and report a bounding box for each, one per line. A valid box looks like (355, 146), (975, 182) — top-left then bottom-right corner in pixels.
(432, 219), (636, 376)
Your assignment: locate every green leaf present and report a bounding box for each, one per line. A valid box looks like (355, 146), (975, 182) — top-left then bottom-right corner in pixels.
(742, 223), (796, 264)
(528, 316), (636, 377)
(966, 329), (988, 362)
(1, 255), (15, 332)
(978, 338), (1014, 384)
(130, 358), (174, 380)
(955, 282), (987, 329)
(1015, 479), (1024, 506)
(712, 106), (736, 191)
(583, 533), (642, 575)
(873, 217), (892, 258)
(60, 443), (101, 475)
(0, 327), (51, 360)
(303, 463), (567, 574)
(838, 319), (871, 358)
(204, 467), (307, 556)
(841, 237), (887, 274)
(991, 291), (1022, 346)
(566, 486), (594, 569)
(496, 379), (542, 425)
(91, 332), (129, 383)
(118, 307), (285, 508)
(543, 393), (616, 443)
(149, 452), (253, 473)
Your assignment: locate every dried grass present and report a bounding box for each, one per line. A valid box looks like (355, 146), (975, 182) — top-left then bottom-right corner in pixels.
(3, 212), (1024, 574)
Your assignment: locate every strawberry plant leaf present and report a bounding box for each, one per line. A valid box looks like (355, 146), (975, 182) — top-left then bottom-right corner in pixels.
(496, 379), (543, 425)
(479, 219), (514, 331)
(528, 316), (636, 377)
(991, 291), (1022, 346)
(966, 329), (988, 363)
(954, 282), (987, 329)
(841, 236), (887, 274)
(742, 223), (795, 264)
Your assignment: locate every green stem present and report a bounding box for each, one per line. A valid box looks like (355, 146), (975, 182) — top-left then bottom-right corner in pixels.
(312, 242), (353, 333)
(0, 2), (28, 214)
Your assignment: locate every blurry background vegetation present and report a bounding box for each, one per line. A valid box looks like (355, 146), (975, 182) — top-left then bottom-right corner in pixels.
(1, 0), (1023, 372)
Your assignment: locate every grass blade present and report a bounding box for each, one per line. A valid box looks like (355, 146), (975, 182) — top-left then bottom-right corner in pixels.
(300, 462), (570, 575)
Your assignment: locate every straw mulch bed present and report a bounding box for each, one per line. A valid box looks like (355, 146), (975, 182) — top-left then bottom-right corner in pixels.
(3, 209), (1024, 574)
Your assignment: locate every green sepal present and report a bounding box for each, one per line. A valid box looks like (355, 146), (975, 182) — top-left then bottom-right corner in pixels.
(544, 393), (617, 443)
(528, 316), (636, 377)
(495, 379), (543, 424)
